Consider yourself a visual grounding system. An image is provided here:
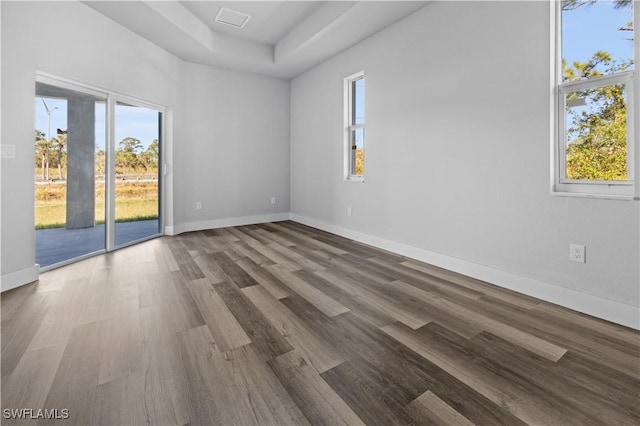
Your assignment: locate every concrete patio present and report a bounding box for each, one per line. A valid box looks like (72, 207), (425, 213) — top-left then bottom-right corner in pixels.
(36, 219), (159, 268)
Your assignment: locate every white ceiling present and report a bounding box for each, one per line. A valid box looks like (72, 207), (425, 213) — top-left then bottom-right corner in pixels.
(83, 1), (430, 79)
(180, 1), (325, 45)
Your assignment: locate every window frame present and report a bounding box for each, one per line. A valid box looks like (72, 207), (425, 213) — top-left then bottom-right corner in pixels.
(552, 0), (639, 199)
(344, 71), (365, 182)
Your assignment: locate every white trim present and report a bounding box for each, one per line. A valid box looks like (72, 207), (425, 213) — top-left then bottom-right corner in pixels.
(113, 94), (165, 114)
(162, 108), (174, 233)
(1, 265), (39, 292)
(36, 73), (108, 99)
(290, 213), (640, 330)
(106, 95), (116, 251)
(171, 213), (290, 236)
(35, 71), (166, 111)
(559, 71), (633, 91)
(550, 0), (559, 195)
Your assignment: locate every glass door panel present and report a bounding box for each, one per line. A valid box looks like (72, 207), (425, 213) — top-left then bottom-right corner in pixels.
(35, 82), (107, 269)
(114, 101), (161, 247)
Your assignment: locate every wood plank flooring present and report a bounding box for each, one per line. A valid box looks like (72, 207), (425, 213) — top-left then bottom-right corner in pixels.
(2, 220), (639, 425)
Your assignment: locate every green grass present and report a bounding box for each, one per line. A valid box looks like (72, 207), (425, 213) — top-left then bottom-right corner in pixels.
(35, 182), (158, 229)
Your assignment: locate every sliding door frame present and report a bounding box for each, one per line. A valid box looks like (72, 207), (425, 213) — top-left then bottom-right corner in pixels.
(35, 71), (166, 264)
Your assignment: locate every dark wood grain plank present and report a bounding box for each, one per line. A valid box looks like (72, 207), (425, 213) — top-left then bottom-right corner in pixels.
(178, 326), (308, 426)
(211, 279), (294, 360)
(210, 251), (260, 289)
(471, 330), (640, 424)
(470, 294), (639, 377)
(243, 285), (344, 373)
(267, 265), (350, 318)
(235, 257), (292, 299)
(166, 238), (206, 281)
(368, 256), (485, 301)
(262, 222), (348, 255)
(269, 350), (364, 425)
(314, 268), (431, 329)
(321, 358), (419, 426)
(186, 278), (251, 352)
(383, 322), (577, 425)
(252, 227), (297, 247)
(321, 314), (524, 426)
(293, 269), (396, 328)
(229, 240), (276, 267)
(266, 242), (325, 271)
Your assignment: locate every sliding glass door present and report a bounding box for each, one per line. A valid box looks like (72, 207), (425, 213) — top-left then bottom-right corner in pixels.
(114, 101), (161, 247)
(35, 76), (163, 270)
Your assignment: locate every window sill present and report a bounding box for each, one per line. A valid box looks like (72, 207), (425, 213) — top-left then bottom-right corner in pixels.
(550, 190), (637, 201)
(344, 176), (365, 183)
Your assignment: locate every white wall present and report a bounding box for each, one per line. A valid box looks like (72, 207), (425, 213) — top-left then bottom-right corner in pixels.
(173, 62), (290, 234)
(0, 1), (290, 289)
(290, 1), (640, 325)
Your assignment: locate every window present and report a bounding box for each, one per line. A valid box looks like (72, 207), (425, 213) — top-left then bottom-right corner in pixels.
(345, 71), (365, 181)
(554, 0), (637, 198)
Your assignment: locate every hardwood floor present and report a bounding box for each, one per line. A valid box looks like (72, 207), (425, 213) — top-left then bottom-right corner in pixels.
(2, 220), (639, 425)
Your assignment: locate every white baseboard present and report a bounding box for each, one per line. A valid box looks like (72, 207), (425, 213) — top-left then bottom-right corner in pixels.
(171, 213), (290, 236)
(290, 213), (640, 330)
(1, 264), (40, 293)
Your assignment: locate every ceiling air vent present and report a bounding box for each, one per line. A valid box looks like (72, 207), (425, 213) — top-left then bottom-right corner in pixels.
(214, 7), (251, 29)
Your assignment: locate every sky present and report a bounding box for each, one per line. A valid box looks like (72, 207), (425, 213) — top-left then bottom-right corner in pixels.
(353, 77), (365, 150)
(354, 78), (364, 125)
(562, 0), (634, 71)
(35, 98), (159, 152)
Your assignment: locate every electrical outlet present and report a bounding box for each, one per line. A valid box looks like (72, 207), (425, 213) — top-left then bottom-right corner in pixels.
(271, 196), (276, 205)
(570, 244), (586, 263)
(196, 201), (202, 210)
(347, 206), (352, 217)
